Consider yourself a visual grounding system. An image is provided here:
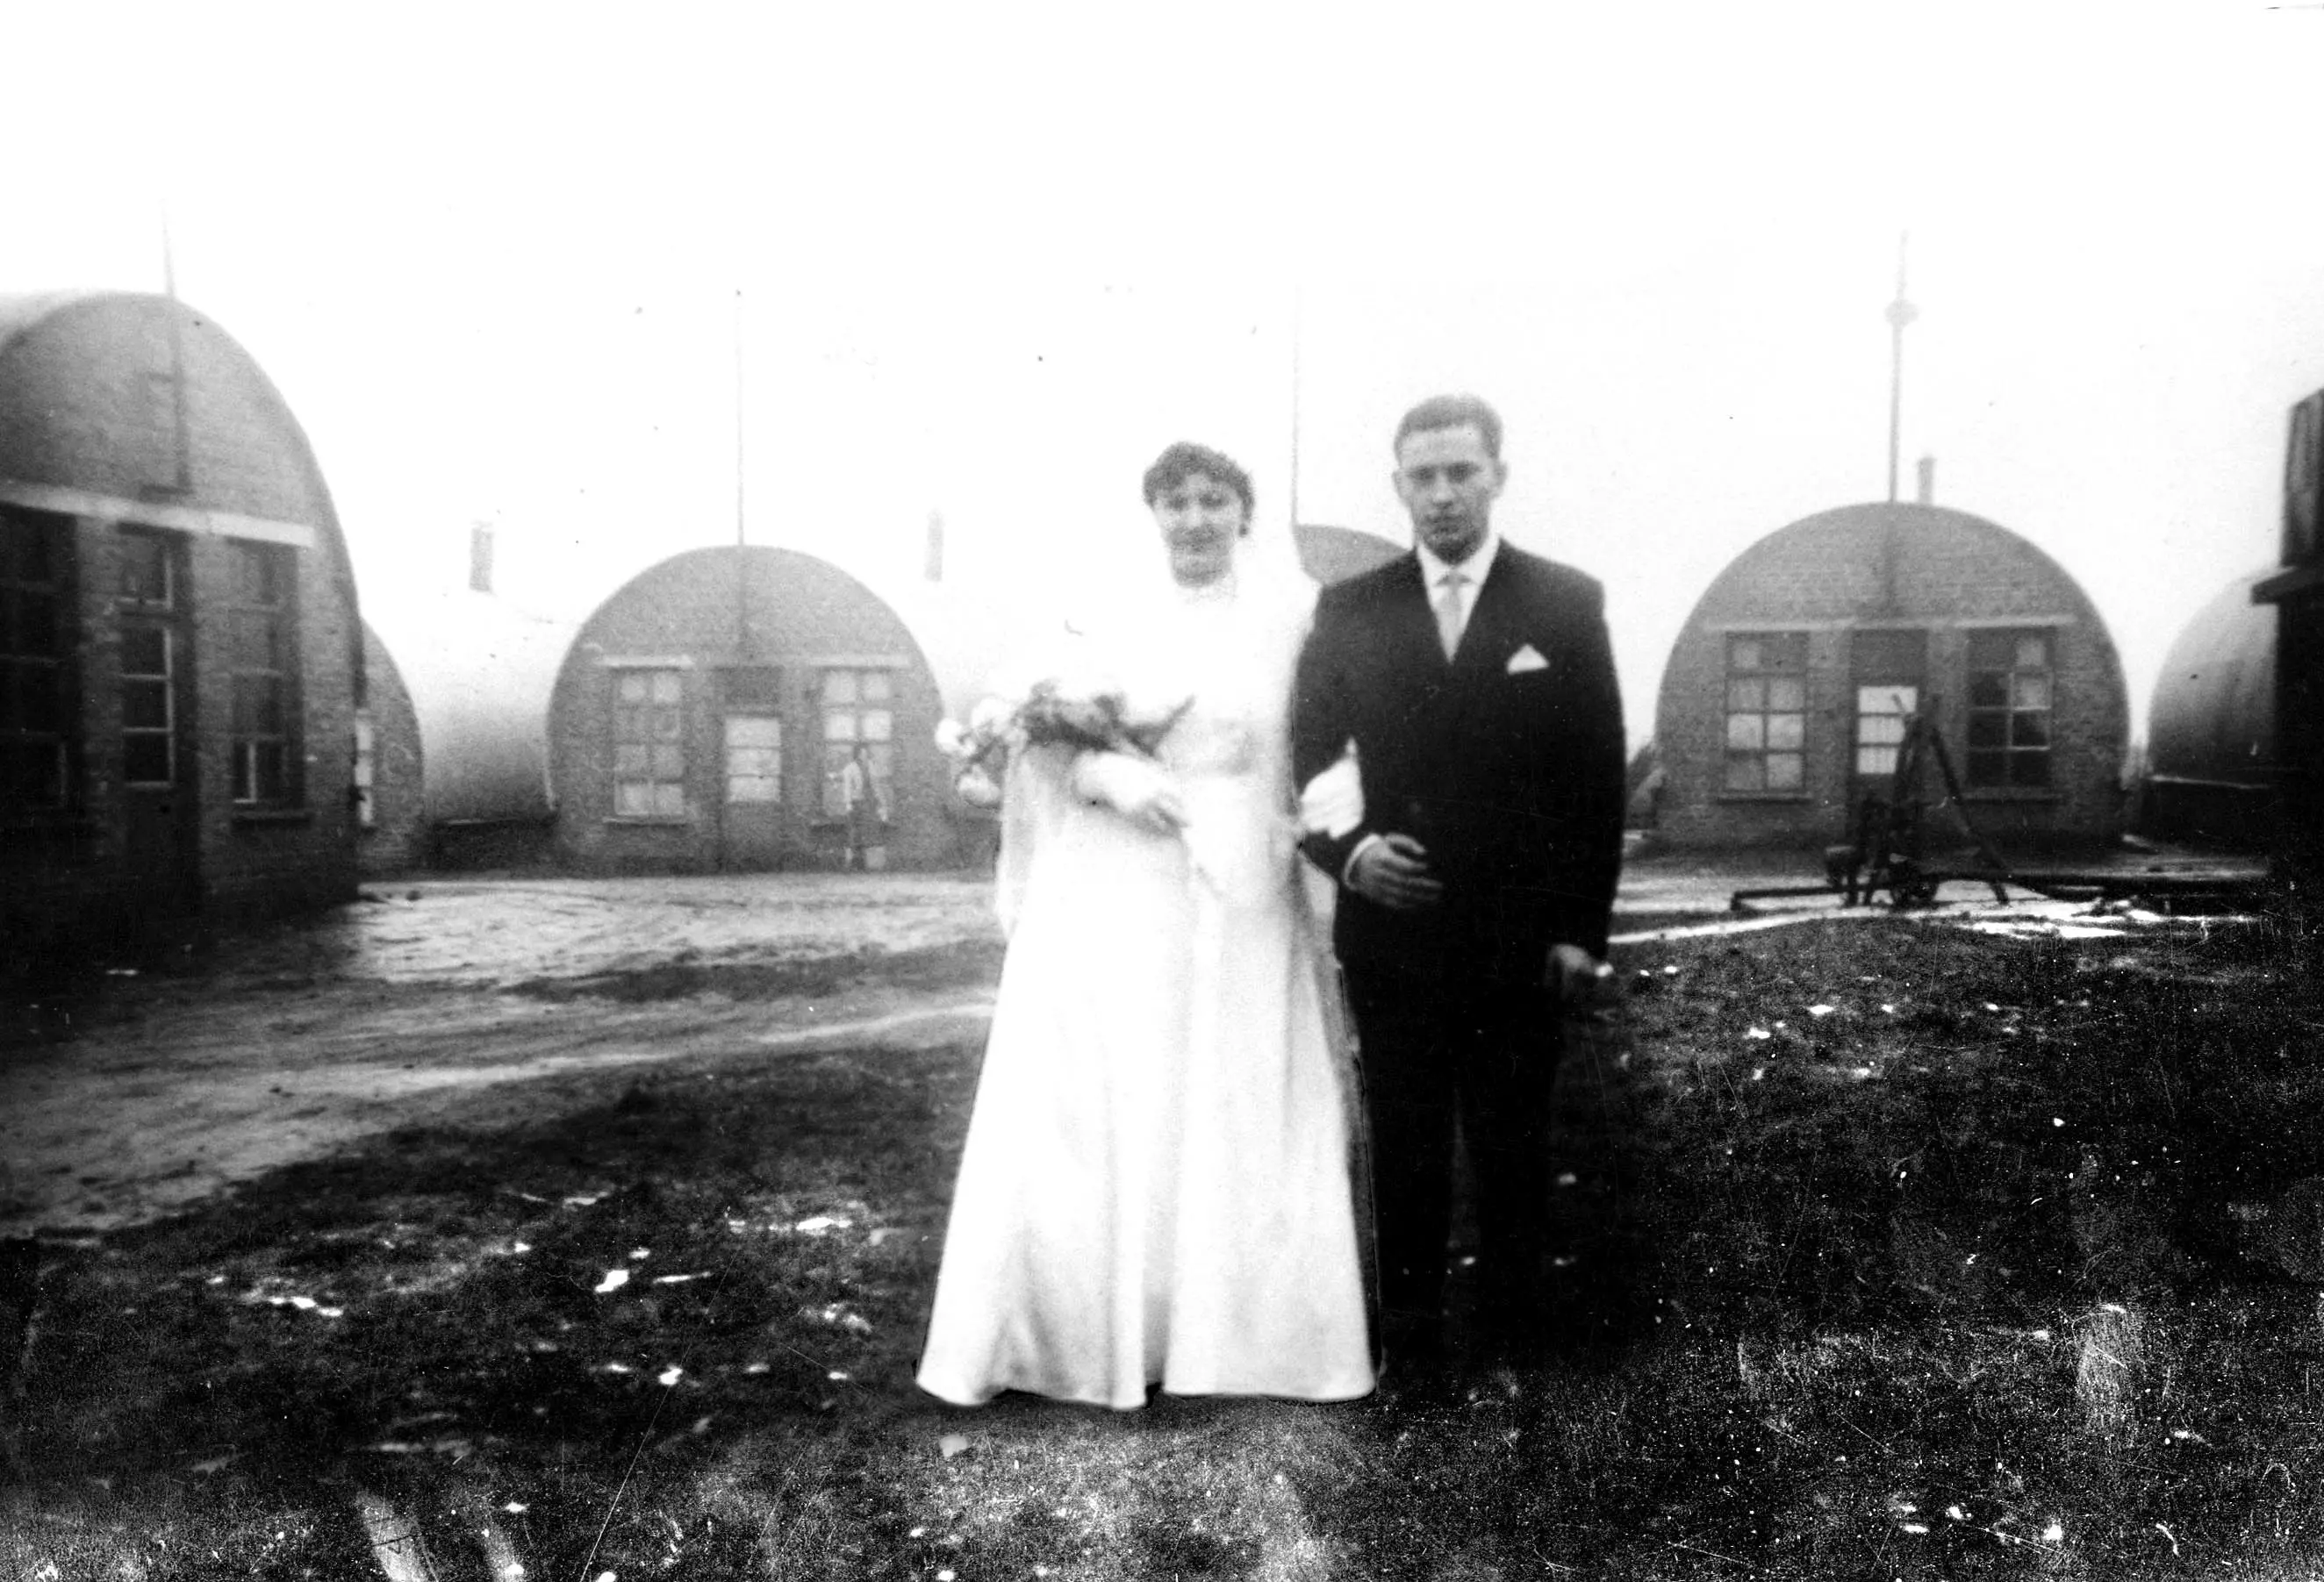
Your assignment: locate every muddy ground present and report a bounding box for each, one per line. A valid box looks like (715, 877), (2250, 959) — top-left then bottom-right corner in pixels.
(0, 843), (2256, 1241)
(0, 875), (1011, 1237)
(2, 844), (2305, 1582)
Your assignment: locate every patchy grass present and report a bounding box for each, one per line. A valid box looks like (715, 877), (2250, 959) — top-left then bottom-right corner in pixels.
(10, 913), (2324, 1578)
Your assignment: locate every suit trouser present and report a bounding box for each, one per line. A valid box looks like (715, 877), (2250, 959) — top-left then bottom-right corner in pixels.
(1343, 968), (1564, 1341)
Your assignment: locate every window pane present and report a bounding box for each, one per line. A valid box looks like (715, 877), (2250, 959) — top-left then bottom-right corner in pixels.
(1766, 753), (1804, 791)
(1724, 755), (1764, 791)
(727, 715), (780, 748)
(1968, 632), (2012, 668)
(15, 594), (54, 654)
(1966, 750), (2005, 788)
(1725, 715), (1765, 750)
(1966, 713), (2005, 748)
(618, 671), (649, 703)
(652, 705), (682, 740)
(2014, 674), (2052, 711)
(650, 671), (682, 705)
(119, 534), (169, 603)
(1859, 715), (1904, 747)
(1727, 678), (1766, 712)
(860, 710), (893, 742)
(2012, 712), (2050, 748)
(234, 611), (282, 669)
(2017, 636), (2049, 669)
(2011, 752), (2051, 788)
(1767, 677), (1805, 712)
(125, 734), (172, 784)
(823, 670), (859, 705)
(1730, 639), (1761, 671)
(614, 781), (653, 816)
(124, 679), (169, 730)
(1767, 713), (1804, 750)
(122, 625), (169, 676)
(19, 669), (61, 734)
(728, 776), (780, 805)
(862, 670), (893, 702)
(825, 712), (858, 741)
(1856, 747), (1898, 777)
(251, 742), (287, 803)
(652, 783), (687, 817)
(613, 743), (649, 776)
(650, 743), (685, 778)
(1968, 675), (2008, 709)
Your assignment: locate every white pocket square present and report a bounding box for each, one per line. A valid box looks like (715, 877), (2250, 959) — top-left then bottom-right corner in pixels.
(1505, 644), (1548, 675)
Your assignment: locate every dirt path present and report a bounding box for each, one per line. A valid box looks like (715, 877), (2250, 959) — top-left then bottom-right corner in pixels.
(1, 876), (1005, 1237)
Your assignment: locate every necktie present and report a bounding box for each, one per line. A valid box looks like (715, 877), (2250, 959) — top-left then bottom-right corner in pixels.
(1433, 570), (1467, 660)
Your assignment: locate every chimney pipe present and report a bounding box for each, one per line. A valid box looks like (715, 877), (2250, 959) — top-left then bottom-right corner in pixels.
(1916, 455), (1935, 506)
(470, 524), (494, 594)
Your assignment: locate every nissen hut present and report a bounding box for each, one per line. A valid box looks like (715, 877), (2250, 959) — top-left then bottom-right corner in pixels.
(360, 576), (575, 874)
(1653, 500), (2129, 854)
(2140, 568), (2275, 848)
(547, 546), (950, 871)
(0, 291), (362, 956)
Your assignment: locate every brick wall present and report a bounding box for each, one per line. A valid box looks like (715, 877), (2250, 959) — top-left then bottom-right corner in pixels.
(1652, 504), (2130, 854)
(357, 623), (427, 877)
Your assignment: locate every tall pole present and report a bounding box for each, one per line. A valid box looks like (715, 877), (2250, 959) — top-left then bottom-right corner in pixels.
(733, 288), (750, 661)
(161, 200), (191, 493)
(1884, 232), (1917, 505)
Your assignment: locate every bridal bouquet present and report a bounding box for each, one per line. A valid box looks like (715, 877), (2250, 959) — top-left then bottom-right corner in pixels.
(935, 681), (1193, 808)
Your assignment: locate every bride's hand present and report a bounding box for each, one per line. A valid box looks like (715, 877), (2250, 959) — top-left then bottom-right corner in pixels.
(1071, 751), (1187, 834)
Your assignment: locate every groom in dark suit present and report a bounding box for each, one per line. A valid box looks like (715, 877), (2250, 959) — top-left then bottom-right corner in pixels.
(1293, 393), (1626, 1368)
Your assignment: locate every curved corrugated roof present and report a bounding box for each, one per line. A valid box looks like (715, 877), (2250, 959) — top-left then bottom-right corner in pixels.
(0, 290), (104, 351)
(2148, 567), (2275, 788)
(365, 589), (577, 824)
(1685, 500), (2112, 627)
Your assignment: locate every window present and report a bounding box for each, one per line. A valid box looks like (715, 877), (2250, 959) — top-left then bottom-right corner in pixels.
(120, 619), (176, 786)
(353, 713), (377, 828)
(612, 668), (687, 817)
(228, 540), (300, 805)
(724, 714), (781, 805)
(1722, 633), (1805, 793)
(821, 668), (894, 817)
(0, 506), (72, 811)
(1967, 630), (2054, 789)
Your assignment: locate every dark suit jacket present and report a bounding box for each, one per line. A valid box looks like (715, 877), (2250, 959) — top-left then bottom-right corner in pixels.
(1293, 543), (1626, 985)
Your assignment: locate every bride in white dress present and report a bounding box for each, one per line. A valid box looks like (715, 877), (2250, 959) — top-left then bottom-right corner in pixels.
(915, 442), (1374, 1409)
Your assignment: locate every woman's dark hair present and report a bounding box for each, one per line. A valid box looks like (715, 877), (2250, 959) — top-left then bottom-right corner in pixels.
(1142, 441), (1254, 530)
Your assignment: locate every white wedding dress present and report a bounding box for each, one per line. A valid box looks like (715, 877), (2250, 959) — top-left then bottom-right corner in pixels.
(915, 565), (1374, 1409)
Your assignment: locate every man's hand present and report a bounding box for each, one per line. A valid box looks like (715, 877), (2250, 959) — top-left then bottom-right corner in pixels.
(1547, 942), (1616, 1006)
(1348, 833), (1444, 911)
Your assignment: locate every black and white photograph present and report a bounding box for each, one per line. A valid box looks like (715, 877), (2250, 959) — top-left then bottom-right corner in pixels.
(5, 4), (2324, 1577)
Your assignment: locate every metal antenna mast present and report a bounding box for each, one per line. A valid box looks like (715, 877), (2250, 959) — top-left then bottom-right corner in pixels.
(1884, 232), (1918, 504)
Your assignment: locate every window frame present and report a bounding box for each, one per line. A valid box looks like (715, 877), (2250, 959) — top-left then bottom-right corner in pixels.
(1964, 628), (2056, 791)
(1719, 632), (1809, 798)
(0, 505), (76, 816)
(819, 666), (896, 820)
(609, 666), (690, 820)
(226, 539), (303, 808)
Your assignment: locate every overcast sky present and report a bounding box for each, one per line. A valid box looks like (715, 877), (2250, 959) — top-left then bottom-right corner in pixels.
(8, 3), (2323, 748)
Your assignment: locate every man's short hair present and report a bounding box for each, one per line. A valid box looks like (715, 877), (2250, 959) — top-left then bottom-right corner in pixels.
(1142, 440), (1255, 519)
(1394, 394), (1503, 462)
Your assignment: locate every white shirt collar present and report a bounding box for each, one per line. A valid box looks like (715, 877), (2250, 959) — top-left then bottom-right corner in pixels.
(1416, 529), (1501, 590)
